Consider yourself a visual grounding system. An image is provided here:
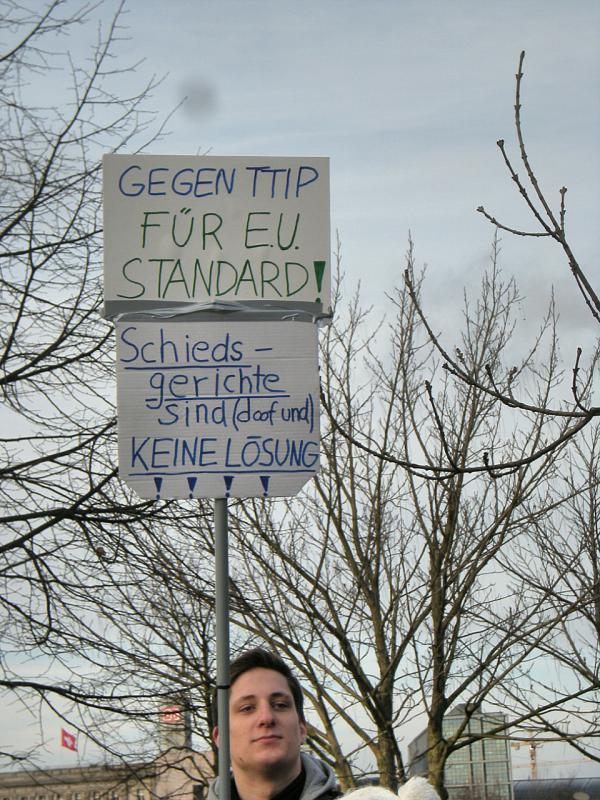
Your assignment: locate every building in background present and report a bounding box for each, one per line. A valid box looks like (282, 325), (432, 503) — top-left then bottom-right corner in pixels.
(0, 700), (212, 800)
(408, 705), (514, 800)
(158, 698), (193, 753)
(0, 748), (212, 800)
(513, 777), (600, 799)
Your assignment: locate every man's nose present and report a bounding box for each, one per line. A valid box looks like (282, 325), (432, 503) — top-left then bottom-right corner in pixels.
(256, 702), (276, 725)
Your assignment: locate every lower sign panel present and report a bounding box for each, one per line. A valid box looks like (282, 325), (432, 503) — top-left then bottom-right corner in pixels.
(115, 319), (320, 499)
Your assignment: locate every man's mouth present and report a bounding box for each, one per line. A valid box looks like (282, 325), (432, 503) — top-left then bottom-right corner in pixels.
(253, 734), (281, 743)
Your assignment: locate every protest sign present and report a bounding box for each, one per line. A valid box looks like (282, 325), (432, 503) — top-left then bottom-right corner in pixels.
(103, 155), (330, 320)
(116, 319), (320, 499)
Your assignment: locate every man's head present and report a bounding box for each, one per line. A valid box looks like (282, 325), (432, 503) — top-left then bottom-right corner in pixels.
(212, 648), (307, 784)
(212, 648), (306, 725)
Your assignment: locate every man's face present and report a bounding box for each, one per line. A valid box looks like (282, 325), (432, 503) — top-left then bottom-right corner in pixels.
(214, 667), (307, 780)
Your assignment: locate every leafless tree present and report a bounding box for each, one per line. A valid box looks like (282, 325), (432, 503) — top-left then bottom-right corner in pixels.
(205, 240), (593, 799)
(496, 423), (600, 765)
(0, 0), (206, 769)
(325, 52), (598, 479)
(73, 240), (594, 796)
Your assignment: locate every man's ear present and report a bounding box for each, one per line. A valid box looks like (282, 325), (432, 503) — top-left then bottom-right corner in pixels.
(299, 720), (307, 744)
(212, 726), (220, 747)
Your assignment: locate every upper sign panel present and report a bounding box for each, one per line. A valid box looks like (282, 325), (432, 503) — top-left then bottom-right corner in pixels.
(103, 155), (330, 320)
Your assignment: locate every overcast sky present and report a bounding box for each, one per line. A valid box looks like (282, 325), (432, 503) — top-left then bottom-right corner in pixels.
(7, 0), (600, 780)
(120, 0), (600, 348)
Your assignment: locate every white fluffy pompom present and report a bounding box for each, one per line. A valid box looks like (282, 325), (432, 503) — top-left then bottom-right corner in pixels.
(342, 778), (440, 800)
(397, 777), (440, 800)
(341, 789), (396, 800)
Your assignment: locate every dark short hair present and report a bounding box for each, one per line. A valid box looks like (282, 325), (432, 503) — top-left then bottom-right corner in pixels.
(211, 648), (305, 724)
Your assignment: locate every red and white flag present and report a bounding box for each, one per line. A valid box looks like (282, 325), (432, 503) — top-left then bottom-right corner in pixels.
(60, 728), (77, 751)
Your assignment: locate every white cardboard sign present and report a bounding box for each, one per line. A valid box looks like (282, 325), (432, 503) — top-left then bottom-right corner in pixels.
(103, 155), (330, 319)
(115, 320), (320, 499)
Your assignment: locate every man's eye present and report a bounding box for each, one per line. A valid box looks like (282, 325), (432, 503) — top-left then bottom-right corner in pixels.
(239, 705), (254, 713)
(273, 701), (290, 710)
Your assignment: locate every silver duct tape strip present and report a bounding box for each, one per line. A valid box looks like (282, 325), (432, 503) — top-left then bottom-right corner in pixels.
(104, 299), (333, 326)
